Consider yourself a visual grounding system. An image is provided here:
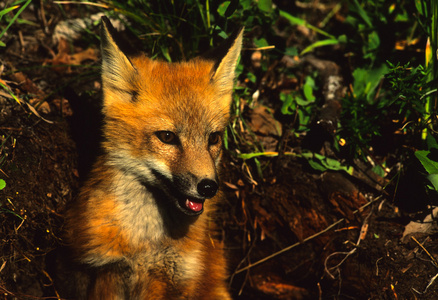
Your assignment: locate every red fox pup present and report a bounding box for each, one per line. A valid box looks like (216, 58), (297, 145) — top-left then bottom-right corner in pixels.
(65, 16), (243, 299)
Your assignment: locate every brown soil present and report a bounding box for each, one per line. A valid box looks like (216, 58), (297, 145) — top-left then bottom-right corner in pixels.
(1, 2), (437, 300)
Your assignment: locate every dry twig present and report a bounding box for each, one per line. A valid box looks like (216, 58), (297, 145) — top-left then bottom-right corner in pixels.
(411, 236), (438, 295)
(411, 236), (438, 268)
(324, 203), (373, 279)
(233, 196), (381, 276)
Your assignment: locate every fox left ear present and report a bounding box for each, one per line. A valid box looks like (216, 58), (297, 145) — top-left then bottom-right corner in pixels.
(100, 16), (138, 103)
(204, 27), (244, 95)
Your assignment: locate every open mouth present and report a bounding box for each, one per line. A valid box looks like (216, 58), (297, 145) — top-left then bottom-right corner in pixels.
(144, 171), (207, 216)
(176, 197), (205, 216)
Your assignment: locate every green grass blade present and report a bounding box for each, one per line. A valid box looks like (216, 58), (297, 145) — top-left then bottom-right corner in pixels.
(279, 10), (335, 39)
(0, 0), (32, 45)
(0, 5), (19, 19)
(300, 38), (340, 55)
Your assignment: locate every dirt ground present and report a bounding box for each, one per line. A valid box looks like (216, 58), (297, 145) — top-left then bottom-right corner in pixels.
(1, 2), (438, 300)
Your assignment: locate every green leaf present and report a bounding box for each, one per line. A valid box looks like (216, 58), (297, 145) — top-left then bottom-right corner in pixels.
(352, 65), (388, 102)
(217, 1), (230, 17)
(279, 10), (335, 39)
(303, 76), (316, 102)
(218, 31), (228, 39)
(302, 153), (354, 174)
(295, 96), (313, 106)
(0, 179), (5, 190)
(254, 157), (263, 179)
(352, 0), (372, 27)
(257, 0), (272, 13)
(300, 38), (339, 55)
(321, 157), (342, 169)
(0, 0), (32, 41)
(0, 5), (19, 19)
(224, 0), (239, 17)
(337, 34), (347, 43)
(280, 92), (295, 115)
(218, 0), (239, 17)
(285, 46), (298, 56)
(298, 113), (310, 131)
(279, 10), (305, 26)
(427, 174), (438, 191)
(366, 30), (380, 52)
(415, 150), (438, 174)
(254, 38), (269, 48)
(223, 128), (229, 150)
(247, 72), (256, 83)
(160, 46), (171, 62)
(426, 135), (438, 150)
(415, 0), (424, 16)
(308, 159), (327, 172)
(372, 165), (386, 177)
(239, 0), (252, 10)
(394, 11), (409, 22)
(238, 152), (278, 160)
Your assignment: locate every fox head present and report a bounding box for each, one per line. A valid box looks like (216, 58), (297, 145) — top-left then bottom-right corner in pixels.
(99, 17), (243, 217)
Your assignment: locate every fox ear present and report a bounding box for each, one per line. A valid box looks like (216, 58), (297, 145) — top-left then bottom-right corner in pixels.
(100, 16), (137, 101)
(204, 27), (244, 95)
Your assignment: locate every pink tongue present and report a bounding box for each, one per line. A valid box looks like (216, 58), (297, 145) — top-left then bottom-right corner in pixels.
(185, 199), (203, 212)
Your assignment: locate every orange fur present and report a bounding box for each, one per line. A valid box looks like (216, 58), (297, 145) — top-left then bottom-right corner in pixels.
(65, 17), (242, 299)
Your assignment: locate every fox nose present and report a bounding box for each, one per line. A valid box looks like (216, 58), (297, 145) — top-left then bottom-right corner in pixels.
(197, 179), (218, 198)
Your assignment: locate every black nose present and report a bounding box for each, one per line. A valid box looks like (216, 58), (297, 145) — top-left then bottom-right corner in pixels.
(197, 179), (218, 198)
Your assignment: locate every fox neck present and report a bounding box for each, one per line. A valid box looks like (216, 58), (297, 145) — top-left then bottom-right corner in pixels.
(105, 157), (206, 243)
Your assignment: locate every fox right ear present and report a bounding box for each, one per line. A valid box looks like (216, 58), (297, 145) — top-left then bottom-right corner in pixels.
(201, 27), (244, 96)
(100, 16), (137, 102)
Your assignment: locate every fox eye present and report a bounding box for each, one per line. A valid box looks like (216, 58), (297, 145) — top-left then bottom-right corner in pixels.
(156, 131), (179, 145)
(208, 132), (221, 146)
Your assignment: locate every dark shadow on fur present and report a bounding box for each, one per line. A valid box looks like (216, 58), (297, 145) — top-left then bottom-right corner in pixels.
(143, 181), (200, 240)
